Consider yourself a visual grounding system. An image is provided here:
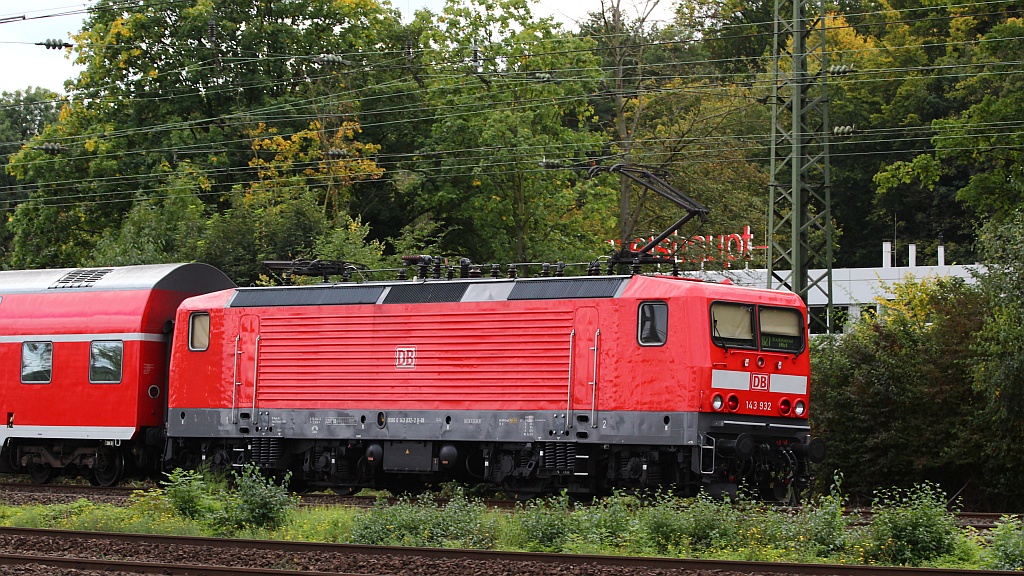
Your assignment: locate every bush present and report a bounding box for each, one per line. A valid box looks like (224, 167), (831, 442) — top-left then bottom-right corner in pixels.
(563, 492), (637, 554)
(790, 474), (850, 556)
(677, 492), (741, 552)
(274, 506), (360, 543)
(351, 488), (496, 548)
(503, 492), (573, 552)
(161, 468), (218, 520)
(634, 492), (688, 555)
(218, 464), (299, 532)
(865, 483), (961, 566)
(982, 516), (1024, 570)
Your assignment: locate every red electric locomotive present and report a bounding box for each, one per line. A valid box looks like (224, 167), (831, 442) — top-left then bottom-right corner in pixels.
(166, 267), (824, 498)
(0, 264), (234, 485)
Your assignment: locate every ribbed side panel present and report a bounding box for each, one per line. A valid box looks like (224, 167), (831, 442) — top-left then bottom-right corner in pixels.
(253, 308), (574, 407)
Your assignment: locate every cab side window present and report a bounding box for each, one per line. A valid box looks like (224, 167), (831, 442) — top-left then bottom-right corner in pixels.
(21, 341), (53, 384)
(89, 340), (123, 383)
(189, 312), (211, 351)
(638, 301), (668, 346)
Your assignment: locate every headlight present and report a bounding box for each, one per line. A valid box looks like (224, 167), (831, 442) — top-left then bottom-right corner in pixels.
(794, 400), (806, 416)
(712, 394), (724, 411)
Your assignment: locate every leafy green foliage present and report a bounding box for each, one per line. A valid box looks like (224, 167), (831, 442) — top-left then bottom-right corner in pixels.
(160, 468), (219, 520)
(157, 465), (297, 534)
(864, 483), (960, 566)
(0, 483), (986, 567)
(351, 488), (497, 548)
(414, 0), (613, 263)
(220, 464), (299, 532)
(812, 275), (989, 503)
(971, 213), (1024, 428)
(503, 492), (573, 552)
(982, 516), (1024, 570)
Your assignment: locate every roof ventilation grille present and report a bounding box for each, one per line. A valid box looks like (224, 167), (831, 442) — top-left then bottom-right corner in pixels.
(50, 268), (114, 289)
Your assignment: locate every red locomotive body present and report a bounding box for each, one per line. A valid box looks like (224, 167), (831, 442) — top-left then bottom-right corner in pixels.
(0, 264), (234, 485)
(167, 273), (823, 497)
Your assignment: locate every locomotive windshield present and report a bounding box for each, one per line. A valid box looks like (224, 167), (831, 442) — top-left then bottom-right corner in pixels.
(710, 302), (756, 348)
(759, 307), (804, 352)
(710, 302), (805, 352)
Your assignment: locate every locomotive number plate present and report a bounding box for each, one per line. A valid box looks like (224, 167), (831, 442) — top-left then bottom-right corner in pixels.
(745, 400), (773, 412)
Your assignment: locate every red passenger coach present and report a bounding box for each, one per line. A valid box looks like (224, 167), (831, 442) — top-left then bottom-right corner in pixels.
(0, 264), (234, 485)
(167, 271), (825, 499)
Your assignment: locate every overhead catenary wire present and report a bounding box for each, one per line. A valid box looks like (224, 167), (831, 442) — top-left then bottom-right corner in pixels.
(0, 1), (1019, 207)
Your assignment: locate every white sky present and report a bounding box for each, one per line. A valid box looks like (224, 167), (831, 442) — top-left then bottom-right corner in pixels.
(0, 0), (675, 95)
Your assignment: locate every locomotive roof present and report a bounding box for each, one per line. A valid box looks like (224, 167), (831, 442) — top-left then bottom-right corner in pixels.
(0, 263), (235, 295)
(225, 273), (794, 309)
(230, 275), (633, 307)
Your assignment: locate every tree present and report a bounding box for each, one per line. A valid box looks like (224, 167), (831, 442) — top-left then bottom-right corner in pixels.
(89, 163), (209, 266)
(830, 5), (1023, 267)
(0, 88), (63, 262)
(971, 212), (1024, 433)
(930, 17), (1024, 220)
(412, 0), (614, 264)
(5, 0), (401, 268)
(579, 0), (678, 246)
(813, 276), (992, 506)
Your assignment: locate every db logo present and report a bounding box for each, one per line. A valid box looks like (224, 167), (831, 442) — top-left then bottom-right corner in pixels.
(751, 373), (769, 391)
(395, 346), (417, 369)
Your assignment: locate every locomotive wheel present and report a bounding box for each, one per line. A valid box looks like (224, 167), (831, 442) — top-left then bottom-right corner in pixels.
(91, 446), (125, 487)
(28, 464), (53, 484)
(330, 486), (362, 496)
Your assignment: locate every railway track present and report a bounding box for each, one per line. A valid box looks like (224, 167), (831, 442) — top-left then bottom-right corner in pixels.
(0, 526), (1015, 576)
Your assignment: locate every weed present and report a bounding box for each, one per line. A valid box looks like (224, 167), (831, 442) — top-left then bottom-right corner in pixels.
(982, 516), (1024, 570)
(864, 482), (962, 566)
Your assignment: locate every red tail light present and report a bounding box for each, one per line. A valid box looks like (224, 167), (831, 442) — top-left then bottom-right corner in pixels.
(726, 394), (739, 411)
(779, 398), (792, 415)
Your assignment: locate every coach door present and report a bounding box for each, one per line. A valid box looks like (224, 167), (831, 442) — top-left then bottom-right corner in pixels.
(234, 315), (261, 428)
(570, 307), (600, 430)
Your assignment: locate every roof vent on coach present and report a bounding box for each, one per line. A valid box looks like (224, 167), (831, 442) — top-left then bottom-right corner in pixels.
(50, 268), (114, 289)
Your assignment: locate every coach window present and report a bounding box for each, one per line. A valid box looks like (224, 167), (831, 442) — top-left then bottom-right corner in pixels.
(21, 341), (53, 384)
(759, 307), (805, 352)
(710, 302), (756, 348)
(189, 312), (211, 351)
(638, 302), (668, 346)
(89, 340), (123, 384)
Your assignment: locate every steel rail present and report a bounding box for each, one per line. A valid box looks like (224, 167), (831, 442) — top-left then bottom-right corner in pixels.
(0, 552), (365, 576)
